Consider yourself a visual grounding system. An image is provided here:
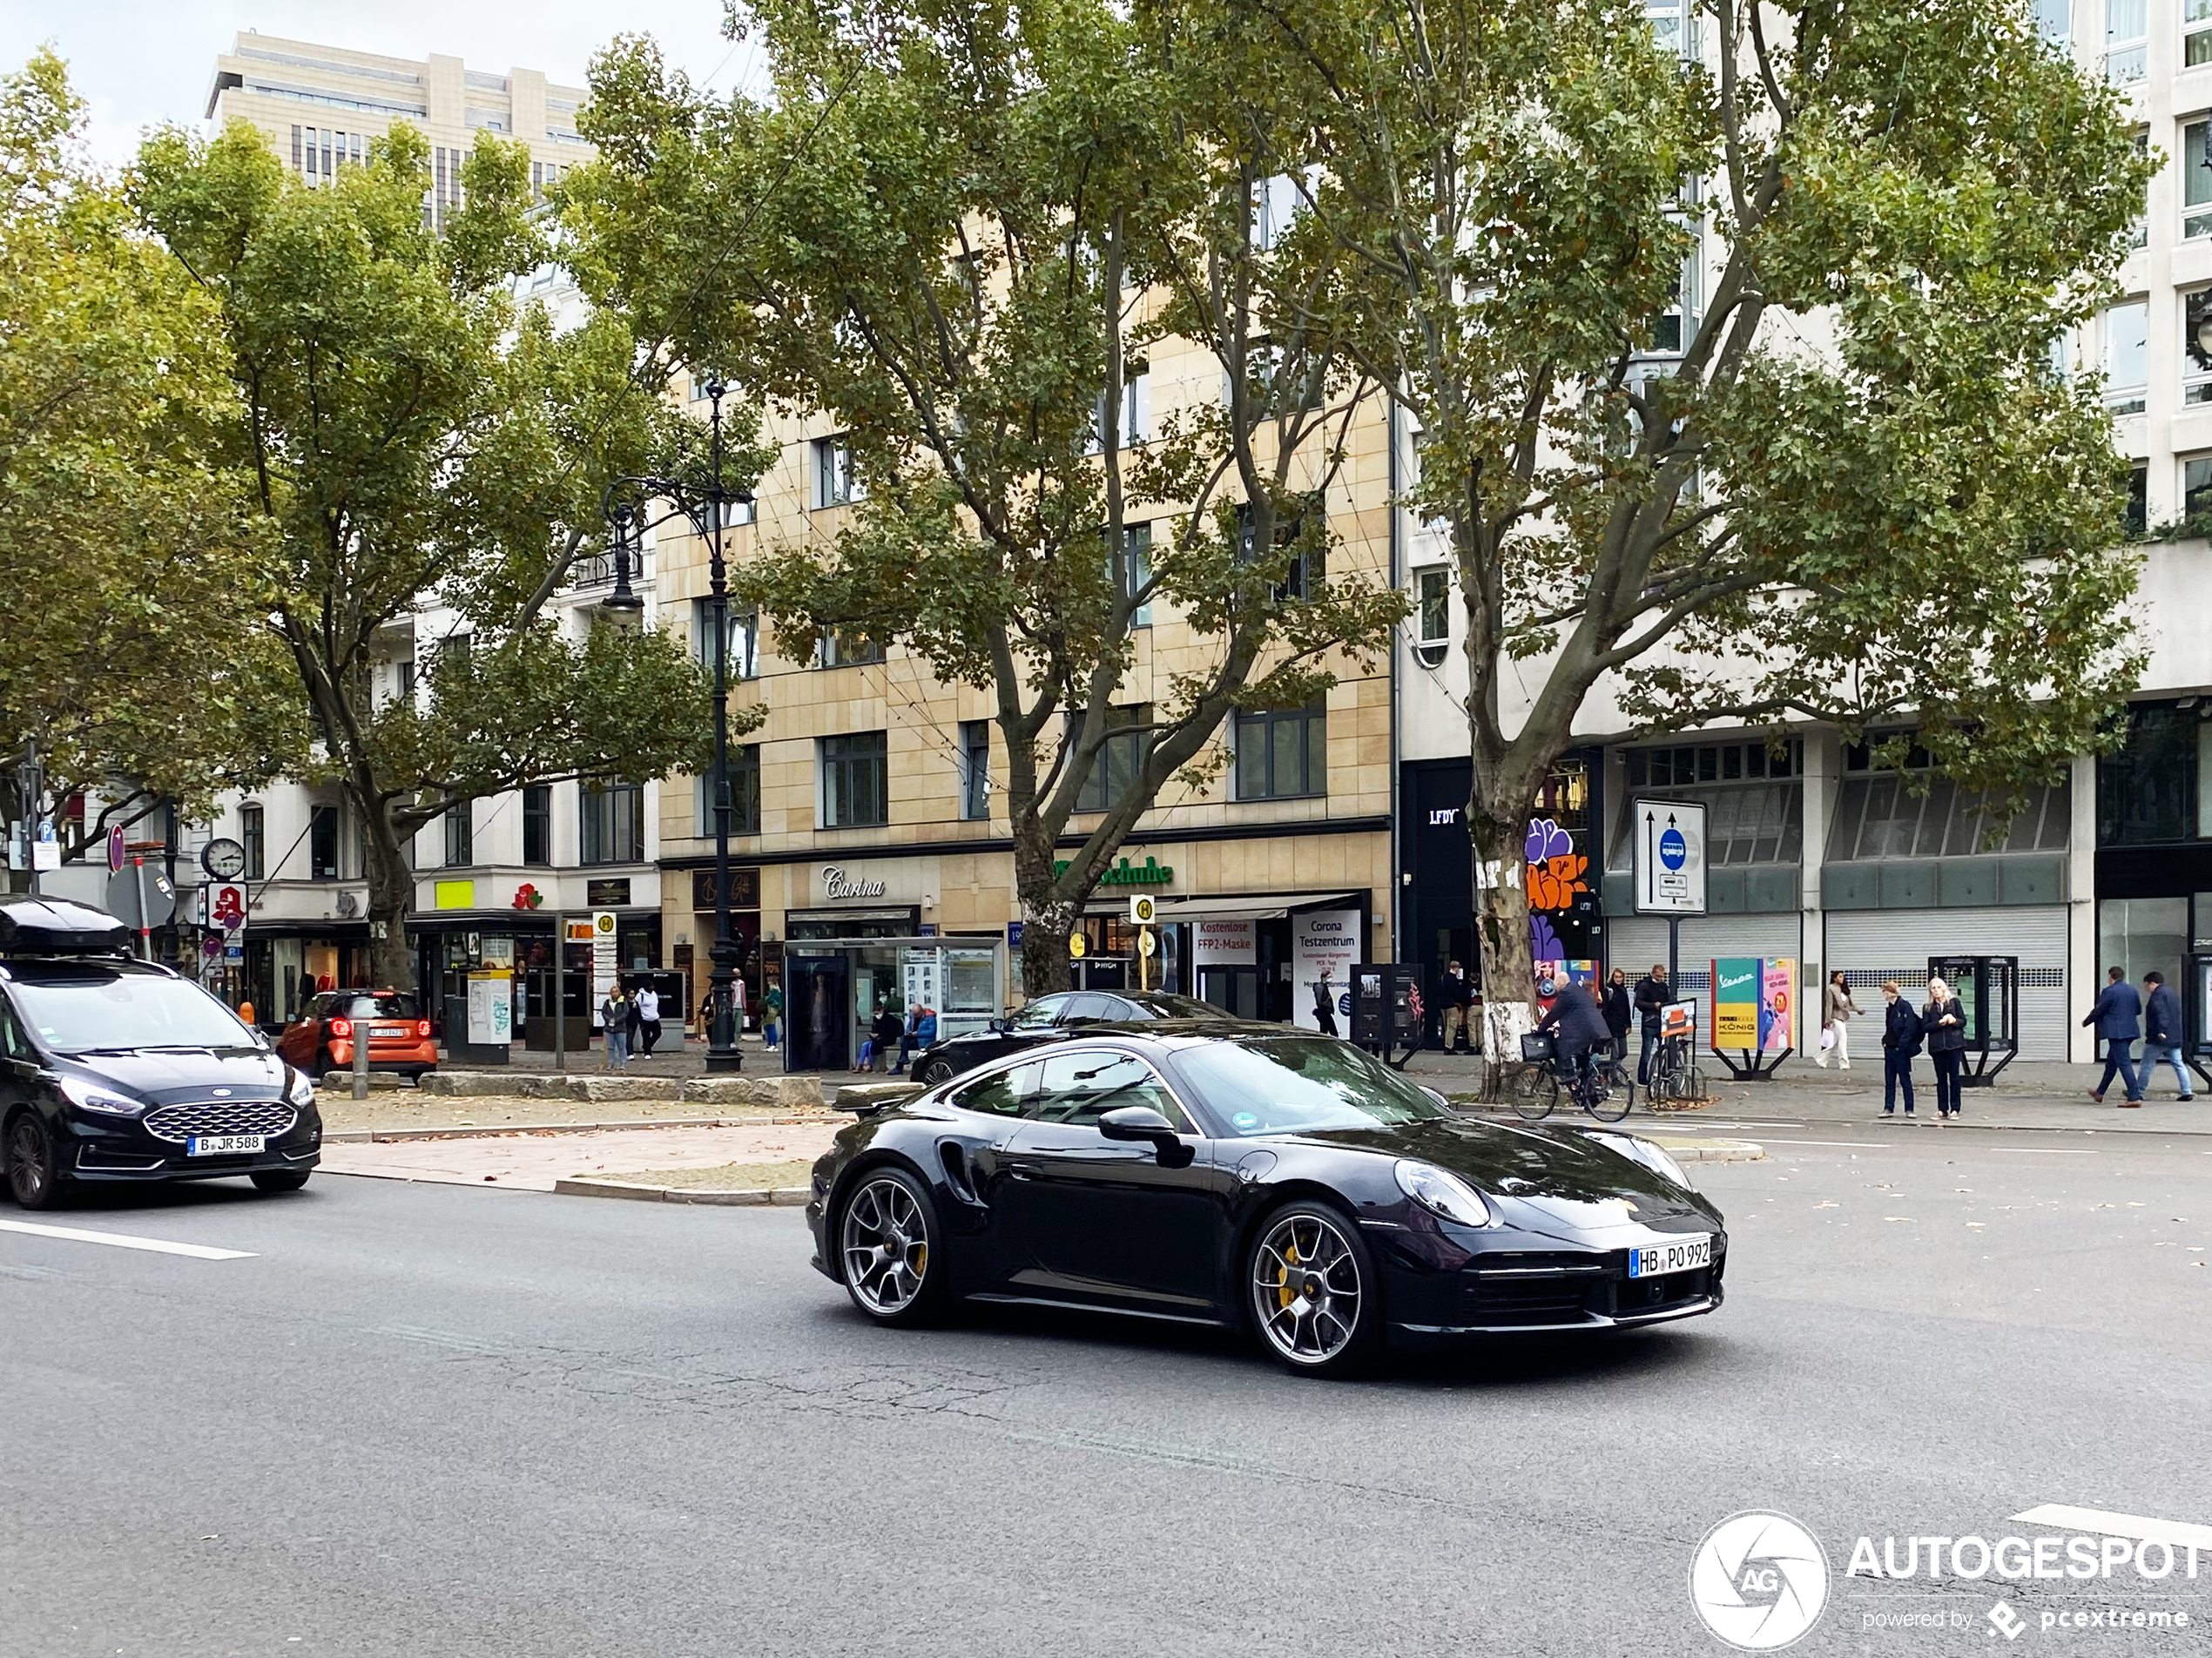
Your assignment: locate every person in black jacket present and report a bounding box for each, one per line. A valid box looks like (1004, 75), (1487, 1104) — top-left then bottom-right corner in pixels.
(1538, 981), (1613, 1092)
(2141, 971), (2195, 1102)
(1921, 976), (1968, 1120)
(1878, 981), (1921, 1119)
(1602, 967), (1633, 1067)
(1632, 964), (1669, 1084)
(1436, 960), (1476, 1053)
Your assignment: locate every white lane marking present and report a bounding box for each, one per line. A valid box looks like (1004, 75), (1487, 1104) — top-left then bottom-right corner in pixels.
(0, 1218), (254, 1261)
(2011, 1505), (2212, 1551)
(1750, 1138), (1887, 1149)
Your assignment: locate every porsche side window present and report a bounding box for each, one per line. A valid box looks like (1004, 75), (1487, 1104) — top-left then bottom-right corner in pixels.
(952, 1062), (1033, 1118)
(1065, 994), (1121, 1023)
(1030, 1049), (1193, 1132)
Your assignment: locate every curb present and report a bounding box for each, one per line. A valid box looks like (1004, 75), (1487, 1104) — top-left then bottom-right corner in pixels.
(552, 1176), (812, 1206)
(1662, 1139), (1765, 1163)
(322, 1113), (850, 1144)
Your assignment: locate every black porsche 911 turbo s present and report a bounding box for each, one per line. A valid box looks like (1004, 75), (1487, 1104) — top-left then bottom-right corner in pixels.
(806, 1025), (1726, 1375)
(903, 990), (1237, 1085)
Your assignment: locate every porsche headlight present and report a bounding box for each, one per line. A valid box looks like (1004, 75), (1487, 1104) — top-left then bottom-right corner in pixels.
(58, 1075), (145, 1116)
(1590, 1133), (1691, 1188)
(1394, 1160), (1495, 1229)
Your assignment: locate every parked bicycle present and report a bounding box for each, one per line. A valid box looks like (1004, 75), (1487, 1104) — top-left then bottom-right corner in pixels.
(1646, 1031), (1704, 1106)
(1508, 1034), (1633, 1122)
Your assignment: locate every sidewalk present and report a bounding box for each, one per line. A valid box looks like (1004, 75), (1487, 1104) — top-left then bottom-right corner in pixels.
(318, 1119), (843, 1192)
(1404, 1050), (2212, 1136)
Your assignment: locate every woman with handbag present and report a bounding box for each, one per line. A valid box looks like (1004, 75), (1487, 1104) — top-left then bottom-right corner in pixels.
(1815, 969), (1860, 1069)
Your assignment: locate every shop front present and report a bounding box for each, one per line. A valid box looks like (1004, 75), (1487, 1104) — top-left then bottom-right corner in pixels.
(1144, 891), (1372, 1031)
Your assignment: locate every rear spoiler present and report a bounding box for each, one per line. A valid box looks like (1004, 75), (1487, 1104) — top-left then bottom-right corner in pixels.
(837, 1081), (927, 1118)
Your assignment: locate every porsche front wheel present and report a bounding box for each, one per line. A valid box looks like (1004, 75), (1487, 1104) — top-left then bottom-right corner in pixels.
(1247, 1201), (1381, 1377)
(838, 1168), (948, 1326)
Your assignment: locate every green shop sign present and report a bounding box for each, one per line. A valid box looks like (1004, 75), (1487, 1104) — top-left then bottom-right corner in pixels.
(1053, 855), (1176, 886)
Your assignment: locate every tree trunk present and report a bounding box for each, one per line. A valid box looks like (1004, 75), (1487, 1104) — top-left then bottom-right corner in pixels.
(1467, 797), (1536, 1074)
(1012, 816), (1077, 997)
(359, 796), (417, 994)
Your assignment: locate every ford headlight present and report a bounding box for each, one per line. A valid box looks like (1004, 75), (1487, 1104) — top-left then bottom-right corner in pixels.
(59, 1075), (145, 1116)
(285, 1069), (318, 1109)
(1589, 1133), (1690, 1188)
(1394, 1160), (1495, 1228)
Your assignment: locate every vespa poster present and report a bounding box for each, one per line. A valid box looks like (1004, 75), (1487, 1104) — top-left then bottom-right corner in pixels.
(1711, 957), (1797, 1054)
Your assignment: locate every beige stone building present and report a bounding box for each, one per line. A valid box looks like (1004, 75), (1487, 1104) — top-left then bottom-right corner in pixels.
(204, 34), (590, 218)
(649, 336), (1401, 1072)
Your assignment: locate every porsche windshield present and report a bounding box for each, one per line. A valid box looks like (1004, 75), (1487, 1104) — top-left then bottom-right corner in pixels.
(8, 970), (260, 1055)
(1174, 1037), (1454, 1136)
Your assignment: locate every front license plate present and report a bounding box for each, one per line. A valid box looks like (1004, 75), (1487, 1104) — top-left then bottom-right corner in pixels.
(187, 1134), (266, 1157)
(1629, 1234), (1711, 1278)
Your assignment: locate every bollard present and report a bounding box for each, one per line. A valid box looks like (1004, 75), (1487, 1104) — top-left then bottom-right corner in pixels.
(352, 1015), (369, 1101)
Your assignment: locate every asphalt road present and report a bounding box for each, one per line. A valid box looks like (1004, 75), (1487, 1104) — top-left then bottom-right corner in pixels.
(3, 1128), (2209, 1658)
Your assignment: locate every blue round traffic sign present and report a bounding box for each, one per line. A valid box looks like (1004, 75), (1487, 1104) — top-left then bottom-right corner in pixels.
(1659, 827), (1688, 871)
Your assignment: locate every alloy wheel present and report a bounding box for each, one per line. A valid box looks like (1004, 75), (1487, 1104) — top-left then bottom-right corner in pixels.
(1251, 1210), (1363, 1366)
(8, 1117), (51, 1207)
(840, 1176), (931, 1315)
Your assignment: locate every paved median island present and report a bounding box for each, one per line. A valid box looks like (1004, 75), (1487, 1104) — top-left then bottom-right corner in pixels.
(316, 1120), (846, 1193)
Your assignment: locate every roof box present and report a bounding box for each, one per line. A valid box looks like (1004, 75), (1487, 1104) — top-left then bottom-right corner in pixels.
(0, 897), (133, 955)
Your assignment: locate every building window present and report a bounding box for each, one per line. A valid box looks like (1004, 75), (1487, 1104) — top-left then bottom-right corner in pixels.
(960, 720), (991, 820)
(443, 802), (473, 867)
(1414, 568), (1450, 667)
(2187, 122), (2212, 241)
(2128, 460), (2149, 534)
(2106, 0), (2146, 81)
(1646, 0), (1691, 54)
(817, 626), (883, 668)
(1828, 776), (2068, 860)
(1069, 705), (1150, 813)
(579, 781), (644, 865)
(2186, 291), (2212, 409)
(696, 748), (763, 836)
(693, 599), (759, 678)
(1238, 499), (1325, 603)
(1629, 739), (1798, 785)
(1235, 698), (1327, 801)
(1123, 523), (1153, 628)
(1092, 375), (1152, 450)
(240, 805), (266, 880)
(820, 732), (888, 828)
(523, 785), (551, 865)
(2035, 0), (2072, 45)
(2185, 456), (2212, 526)
(812, 435), (858, 509)
(309, 805), (339, 880)
(2104, 300), (2148, 414)
(2098, 703), (2212, 845)
(2191, 0), (2212, 64)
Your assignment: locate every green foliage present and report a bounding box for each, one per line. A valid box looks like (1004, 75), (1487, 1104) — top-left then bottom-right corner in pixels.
(0, 51), (306, 853)
(1157, 0), (2152, 1007)
(567, 3), (1407, 981)
(128, 107), (737, 981)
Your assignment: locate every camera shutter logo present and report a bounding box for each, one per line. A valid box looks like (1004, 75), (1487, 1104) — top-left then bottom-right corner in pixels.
(1689, 1512), (1830, 1651)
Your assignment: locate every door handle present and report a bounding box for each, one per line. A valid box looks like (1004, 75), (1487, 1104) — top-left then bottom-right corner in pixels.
(1004, 1159), (1039, 1180)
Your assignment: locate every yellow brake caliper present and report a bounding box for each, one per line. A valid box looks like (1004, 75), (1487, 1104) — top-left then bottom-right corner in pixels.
(1278, 1240), (1298, 1310)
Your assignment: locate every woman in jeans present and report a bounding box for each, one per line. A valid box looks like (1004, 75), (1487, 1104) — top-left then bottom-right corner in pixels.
(1920, 976), (1967, 1120)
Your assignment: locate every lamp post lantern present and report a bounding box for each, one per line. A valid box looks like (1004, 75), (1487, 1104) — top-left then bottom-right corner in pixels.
(598, 379), (752, 1072)
(14, 737), (45, 899)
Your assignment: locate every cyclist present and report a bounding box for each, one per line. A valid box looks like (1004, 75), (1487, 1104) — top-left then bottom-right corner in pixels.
(1536, 980), (1613, 1097)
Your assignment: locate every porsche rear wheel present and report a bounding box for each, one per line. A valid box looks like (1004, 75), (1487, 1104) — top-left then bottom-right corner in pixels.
(1248, 1201), (1380, 1377)
(914, 1056), (958, 1087)
(838, 1168), (947, 1326)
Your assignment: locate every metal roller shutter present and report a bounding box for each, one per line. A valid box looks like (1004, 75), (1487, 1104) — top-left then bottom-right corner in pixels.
(1821, 907), (2069, 1059)
(1604, 914), (1804, 995)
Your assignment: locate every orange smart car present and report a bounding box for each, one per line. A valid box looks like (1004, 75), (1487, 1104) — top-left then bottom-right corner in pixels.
(275, 989), (437, 1082)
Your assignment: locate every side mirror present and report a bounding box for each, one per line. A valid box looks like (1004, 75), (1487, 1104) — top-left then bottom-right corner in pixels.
(1420, 1085), (1450, 1109)
(1098, 1104), (1191, 1166)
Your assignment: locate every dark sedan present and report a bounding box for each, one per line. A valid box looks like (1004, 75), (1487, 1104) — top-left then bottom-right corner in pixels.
(905, 990), (1236, 1085)
(807, 1026), (1726, 1375)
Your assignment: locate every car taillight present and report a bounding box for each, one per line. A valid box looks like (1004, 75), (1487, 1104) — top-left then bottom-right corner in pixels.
(416, 1021), (431, 1038)
(330, 1018), (352, 1038)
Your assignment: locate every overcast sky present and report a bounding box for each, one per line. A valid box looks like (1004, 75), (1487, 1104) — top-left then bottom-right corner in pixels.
(0, 0), (764, 167)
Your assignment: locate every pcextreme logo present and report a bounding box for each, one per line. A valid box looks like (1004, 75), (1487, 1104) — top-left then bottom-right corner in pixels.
(1689, 1512), (1831, 1651)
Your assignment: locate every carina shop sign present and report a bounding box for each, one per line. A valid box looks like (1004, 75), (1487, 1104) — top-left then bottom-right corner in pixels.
(1712, 956), (1795, 1053)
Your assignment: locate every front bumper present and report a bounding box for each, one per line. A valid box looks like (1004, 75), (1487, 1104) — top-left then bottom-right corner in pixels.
(1378, 1231), (1727, 1346)
(63, 1101), (323, 1184)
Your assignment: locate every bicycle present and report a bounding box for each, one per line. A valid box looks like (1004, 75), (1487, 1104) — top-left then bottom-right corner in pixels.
(1509, 1046), (1634, 1123)
(1647, 1034), (1704, 1106)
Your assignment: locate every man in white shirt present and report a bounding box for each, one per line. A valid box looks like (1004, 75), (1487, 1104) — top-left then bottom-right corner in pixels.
(635, 984), (663, 1056)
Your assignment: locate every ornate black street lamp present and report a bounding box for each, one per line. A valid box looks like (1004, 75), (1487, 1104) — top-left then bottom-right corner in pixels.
(598, 380), (752, 1072)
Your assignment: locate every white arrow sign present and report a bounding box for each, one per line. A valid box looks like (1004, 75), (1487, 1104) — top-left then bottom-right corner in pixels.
(1632, 798), (1708, 916)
